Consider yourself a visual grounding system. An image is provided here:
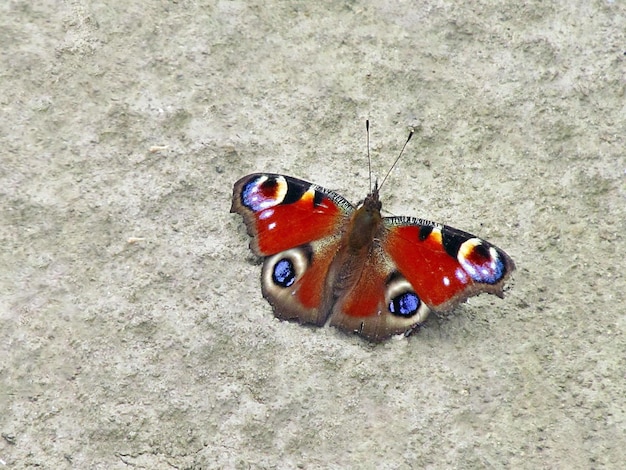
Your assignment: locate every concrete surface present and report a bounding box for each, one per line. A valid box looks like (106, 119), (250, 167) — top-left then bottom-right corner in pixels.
(1, 1), (625, 468)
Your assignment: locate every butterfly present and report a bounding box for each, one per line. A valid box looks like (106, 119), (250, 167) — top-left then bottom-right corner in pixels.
(231, 126), (515, 342)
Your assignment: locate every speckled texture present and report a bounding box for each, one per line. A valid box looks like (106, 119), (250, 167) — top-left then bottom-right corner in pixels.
(1, 1), (625, 468)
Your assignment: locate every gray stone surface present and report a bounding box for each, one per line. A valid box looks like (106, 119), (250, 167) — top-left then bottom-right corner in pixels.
(1, 1), (624, 468)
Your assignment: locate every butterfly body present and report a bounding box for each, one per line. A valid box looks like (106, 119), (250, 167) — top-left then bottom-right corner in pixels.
(231, 173), (515, 342)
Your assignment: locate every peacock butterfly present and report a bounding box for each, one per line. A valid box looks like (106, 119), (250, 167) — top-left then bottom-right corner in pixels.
(231, 124), (515, 342)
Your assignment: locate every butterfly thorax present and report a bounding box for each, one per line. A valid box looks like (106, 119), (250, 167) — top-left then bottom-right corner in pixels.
(346, 190), (383, 253)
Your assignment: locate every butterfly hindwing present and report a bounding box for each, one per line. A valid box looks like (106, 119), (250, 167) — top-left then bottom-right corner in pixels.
(327, 244), (431, 341)
(260, 237), (342, 325)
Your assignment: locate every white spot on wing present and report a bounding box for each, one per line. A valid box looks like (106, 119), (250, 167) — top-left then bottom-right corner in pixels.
(259, 209), (274, 220)
(455, 267), (469, 284)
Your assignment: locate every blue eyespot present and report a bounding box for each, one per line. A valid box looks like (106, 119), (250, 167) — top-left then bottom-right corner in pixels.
(389, 292), (420, 317)
(461, 246), (506, 284)
(273, 258), (296, 287)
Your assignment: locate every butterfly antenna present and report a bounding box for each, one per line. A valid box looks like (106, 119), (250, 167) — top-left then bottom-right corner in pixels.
(378, 127), (414, 192)
(366, 120), (372, 193)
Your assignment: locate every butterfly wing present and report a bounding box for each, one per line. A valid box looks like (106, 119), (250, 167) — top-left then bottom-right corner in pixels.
(383, 216), (515, 311)
(327, 243), (432, 342)
(231, 173), (355, 325)
(327, 214), (514, 342)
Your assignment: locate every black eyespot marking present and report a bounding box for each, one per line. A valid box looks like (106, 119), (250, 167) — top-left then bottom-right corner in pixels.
(473, 243), (490, 259)
(442, 230), (465, 258)
(261, 175), (279, 188)
(282, 179), (309, 204)
(385, 271), (403, 284)
(389, 292), (421, 317)
(418, 225), (433, 241)
(273, 258), (296, 287)
(313, 189), (325, 207)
